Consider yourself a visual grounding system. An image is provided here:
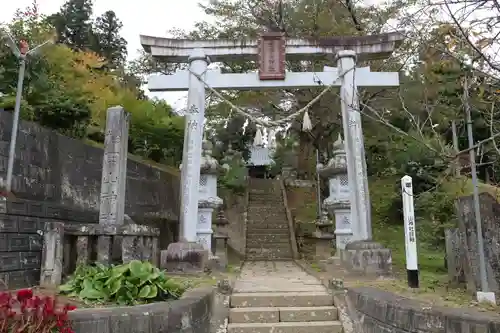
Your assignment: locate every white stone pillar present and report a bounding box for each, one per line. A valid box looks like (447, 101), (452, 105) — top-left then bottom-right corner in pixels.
(197, 140), (222, 254)
(319, 135), (354, 250)
(99, 106), (130, 225)
(337, 50), (372, 241)
(180, 49), (209, 242)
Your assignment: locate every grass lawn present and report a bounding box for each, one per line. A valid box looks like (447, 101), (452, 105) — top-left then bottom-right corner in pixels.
(369, 177), (500, 310)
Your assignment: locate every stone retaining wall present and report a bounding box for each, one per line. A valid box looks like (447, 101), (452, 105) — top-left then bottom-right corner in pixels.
(0, 198), (98, 289)
(221, 187), (247, 259)
(348, 287), (500, 333)
(69, 287), (213, 333)
(0, 112), (179, 220)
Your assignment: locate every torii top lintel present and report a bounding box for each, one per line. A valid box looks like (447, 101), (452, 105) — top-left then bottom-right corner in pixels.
(140, 32), (404, 63)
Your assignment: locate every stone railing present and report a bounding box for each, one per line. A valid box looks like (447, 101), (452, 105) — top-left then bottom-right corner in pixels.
(41, 222), (160, 287)
(347, 287), (500, 333)
(69, 286), (213, 333)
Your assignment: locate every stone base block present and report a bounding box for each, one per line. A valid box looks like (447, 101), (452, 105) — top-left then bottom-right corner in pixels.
(160, 242), (208, 273)
(339, 240), (392, 277)
(311, 235), (334, 260)
(207, 254), (227, 272)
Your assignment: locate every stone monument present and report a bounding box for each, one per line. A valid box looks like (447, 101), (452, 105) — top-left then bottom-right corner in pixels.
(99, 106), (130, 226)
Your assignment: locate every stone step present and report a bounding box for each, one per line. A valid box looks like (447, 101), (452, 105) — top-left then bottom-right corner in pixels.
(247, 238), (290, 245)
(229, 307), (279, 323)
(247, 220), (288, 229)
(227, 321), (342, 333)
(246, 228), (290, 234)
(247, 213), (286, 218)
(247, 205), (283, 210)
(246, 240), (290, 245)
(229, 306), (338, 323)
(248, 197), (278, 200)
(230, 292), (333, 308)
(245, 253), (293, 257)
(246, 245), (291, 250)
(245, 255), (293, 262)
(247, 215), (287, 220)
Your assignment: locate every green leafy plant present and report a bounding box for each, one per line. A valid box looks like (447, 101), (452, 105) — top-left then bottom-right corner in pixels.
(59, 261), (185, 306)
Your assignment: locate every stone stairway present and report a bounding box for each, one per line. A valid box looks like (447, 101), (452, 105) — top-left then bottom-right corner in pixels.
(228, 262), (342, 333)
(245, 178), (293, 260)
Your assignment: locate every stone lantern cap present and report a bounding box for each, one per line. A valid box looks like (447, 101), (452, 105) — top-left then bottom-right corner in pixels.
(200, 139), (224, 174)
(198, 196), (223, 209)
(317, 134), (347, 178)
(323, 198), (350, 213)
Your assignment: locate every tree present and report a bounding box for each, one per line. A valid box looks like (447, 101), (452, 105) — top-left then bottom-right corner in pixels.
(47, 0), (94, 50)
(92, 10), (127, 68)
(1, 1), (184, 165)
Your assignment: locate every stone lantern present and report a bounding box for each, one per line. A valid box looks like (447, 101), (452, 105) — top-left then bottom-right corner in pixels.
(197, 139), (223, 255)
(212, 208), (229, 269)
(318, 134), (353, 250)
(310, 209), (334, 259)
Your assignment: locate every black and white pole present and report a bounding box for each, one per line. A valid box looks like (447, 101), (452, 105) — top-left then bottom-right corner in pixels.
(401, 175), (419, 288)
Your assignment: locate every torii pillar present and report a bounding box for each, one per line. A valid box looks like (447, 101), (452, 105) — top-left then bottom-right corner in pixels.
(142, 32), (402, 269)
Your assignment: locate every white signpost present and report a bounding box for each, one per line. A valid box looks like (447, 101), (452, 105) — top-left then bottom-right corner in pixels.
(401, 175), (419, 288)
(141, 32), (403, 246)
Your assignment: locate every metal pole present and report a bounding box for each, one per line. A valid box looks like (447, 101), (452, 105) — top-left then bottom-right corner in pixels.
(5, 57), (26, 192)
(315, 149), (322, 218)
(451, 120), (460, 177)
(464, 75), (489, 292)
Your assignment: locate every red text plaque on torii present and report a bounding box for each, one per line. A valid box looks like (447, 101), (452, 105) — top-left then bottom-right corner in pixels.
(258, 32), (286, 80)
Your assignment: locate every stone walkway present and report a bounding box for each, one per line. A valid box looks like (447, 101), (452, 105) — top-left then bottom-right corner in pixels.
(234, 261), (327, 293)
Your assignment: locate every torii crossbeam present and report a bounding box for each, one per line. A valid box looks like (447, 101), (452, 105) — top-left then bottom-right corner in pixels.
(147, 66), (399, 91)
(140, 32), (404, 248)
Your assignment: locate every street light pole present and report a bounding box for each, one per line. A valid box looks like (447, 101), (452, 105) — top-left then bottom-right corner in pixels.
(6, 56), (26, 192)
(0, 32), (53, 192)
(463, 75), (496, 304)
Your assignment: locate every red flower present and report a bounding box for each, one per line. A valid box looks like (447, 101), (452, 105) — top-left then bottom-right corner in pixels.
(65, 304), (77, 311)
(0, 292), (75, 333)
(16, 289), (33, 302)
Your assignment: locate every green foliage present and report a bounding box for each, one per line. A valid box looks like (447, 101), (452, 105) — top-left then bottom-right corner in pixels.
(211, 114), (256, 162)
(219, 158), (248, 194)
(269, 137), (297, 177)
(0, 1), (183, 168)
(59, 261), (186, 306)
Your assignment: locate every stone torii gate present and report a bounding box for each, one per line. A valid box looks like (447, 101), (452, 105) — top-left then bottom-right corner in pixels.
(140, 32), (403, 253)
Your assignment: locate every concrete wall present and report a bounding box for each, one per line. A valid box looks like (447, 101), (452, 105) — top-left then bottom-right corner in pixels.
(69, 287), (213, 333)
(0, 112), (179, 220)
(0, 198), (98, 289)
(348, 287), (500, 333)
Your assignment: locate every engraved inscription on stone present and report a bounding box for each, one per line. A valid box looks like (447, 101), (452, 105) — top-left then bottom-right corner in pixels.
(188, 105), (199, 114)
(198, 214), (207, 227)
(261, 40), (281, 75)
(99, 107), (129, 226)
(188, 119), (198, 130)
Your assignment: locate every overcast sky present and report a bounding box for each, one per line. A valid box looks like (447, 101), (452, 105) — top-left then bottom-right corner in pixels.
(0, 0), (212, 109)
